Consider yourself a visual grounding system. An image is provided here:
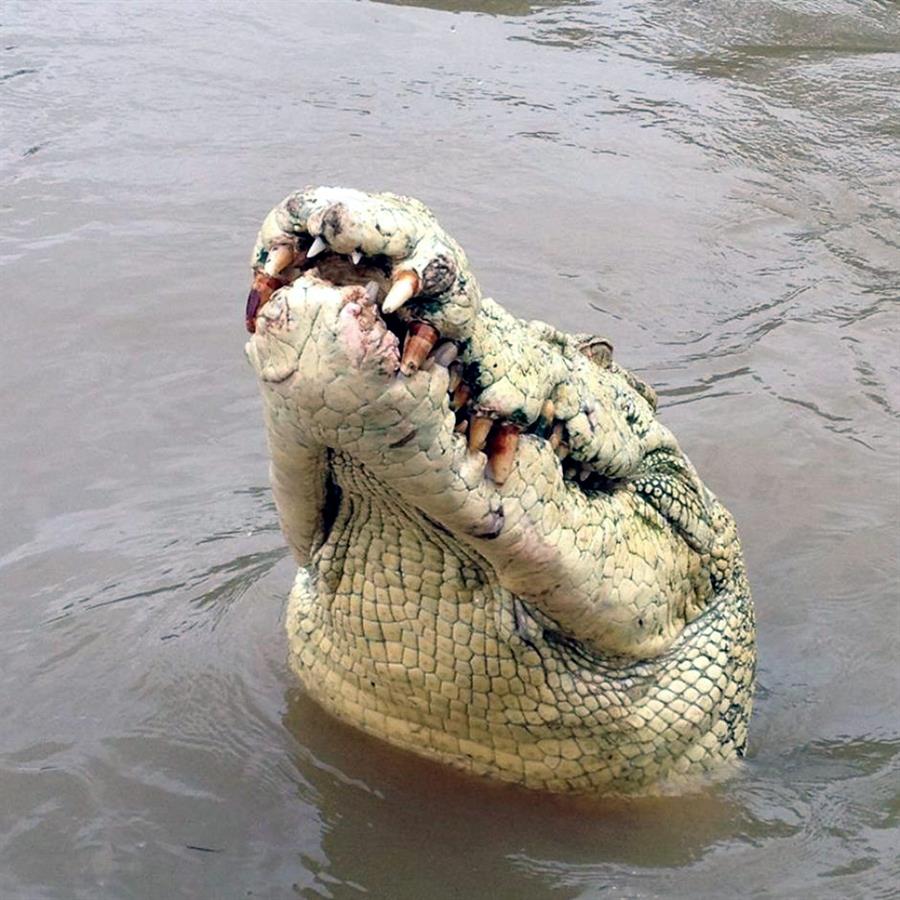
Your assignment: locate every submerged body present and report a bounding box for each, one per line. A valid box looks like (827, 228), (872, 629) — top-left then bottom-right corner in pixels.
(245, 187), (755, 793)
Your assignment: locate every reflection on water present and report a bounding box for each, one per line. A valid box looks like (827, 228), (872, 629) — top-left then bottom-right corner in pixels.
(1, 0), (898, 897)
(283, 690), (747, 898)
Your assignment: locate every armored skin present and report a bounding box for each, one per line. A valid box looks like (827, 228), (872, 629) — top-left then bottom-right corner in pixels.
(245, 187), (756, 793)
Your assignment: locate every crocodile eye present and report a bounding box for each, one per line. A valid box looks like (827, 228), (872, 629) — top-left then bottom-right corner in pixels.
(577, 337), (614, 368)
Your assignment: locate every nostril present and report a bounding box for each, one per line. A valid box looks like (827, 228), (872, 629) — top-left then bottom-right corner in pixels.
(421, 253), (457, 295)
(321, 202), (349, 237)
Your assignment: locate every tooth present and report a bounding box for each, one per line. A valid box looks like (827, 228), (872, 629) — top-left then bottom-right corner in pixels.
(549, 422), (564, 450)
(307, 235), (327, 258)
(451, 381), (471, 411)
(364, 281), (380, 304)
(555, 443), (569, 461)
(263, 243), (295, 276)
(488, 424), (519, 486)
(541, 399), (555, 424)
(448, 364), (462, 394)
(382, 270), (420, 314)
(351, 250), (363, 265)
(454, 418), (469, 434)
(400, 321), (440, 376)
(578, 466), (591, 483)
(468, 415), (493, 453)
(432, 341), (459, 368)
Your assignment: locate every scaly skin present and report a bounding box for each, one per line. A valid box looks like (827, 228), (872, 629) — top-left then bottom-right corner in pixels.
(245, 187), (755, 793)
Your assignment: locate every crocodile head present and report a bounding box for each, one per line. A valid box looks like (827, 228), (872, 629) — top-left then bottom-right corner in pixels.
(245, 187), (755, 792)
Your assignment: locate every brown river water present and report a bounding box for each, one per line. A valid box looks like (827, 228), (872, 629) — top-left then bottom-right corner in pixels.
(2, 1), (898, 897)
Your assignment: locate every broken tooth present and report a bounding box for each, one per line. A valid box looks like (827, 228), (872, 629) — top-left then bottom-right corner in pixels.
(488, 424), (520, 486)
(468, 415), (493, 453)
(351, 250), (363, 265)
(400, 321), (440, 376)
(450, 381), (471, 411)
(263, 243), (295, 276)
(432, 341), (459, 368)
(307, 235), (327, 258)
(382, 270), (420, 314)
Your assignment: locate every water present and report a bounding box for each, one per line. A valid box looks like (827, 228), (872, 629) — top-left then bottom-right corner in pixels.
(1, 1), (898, 897)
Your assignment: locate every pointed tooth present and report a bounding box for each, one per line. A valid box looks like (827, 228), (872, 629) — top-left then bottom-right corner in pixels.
(454, 418), (469, 434)
(351, 250), (363, 265)
(578, 466), (591, 483)
(432, 341), (459, 368)
(364, 281), (380, 304)
(541, 399), (555, 424)
(382, 270), (420, 314)
(451, 381), (471, 411)
(263, 243), (295, 276)
(468, 415), (493, 453)
(488, 424), (520, 486)
(307, 235), (327, 258)
(555, 442), (569, 461)
(400, 321), (440, 376)
(448, 364), (462, 394)
(549, 421), (564, 450)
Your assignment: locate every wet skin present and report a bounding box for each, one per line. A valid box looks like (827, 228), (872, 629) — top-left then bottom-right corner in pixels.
(245, 187), (755, 793)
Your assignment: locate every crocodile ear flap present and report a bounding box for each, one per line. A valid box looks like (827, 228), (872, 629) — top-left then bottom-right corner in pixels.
(575, 334), (659, 412)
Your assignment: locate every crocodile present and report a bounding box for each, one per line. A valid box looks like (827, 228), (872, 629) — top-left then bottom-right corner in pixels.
(244, 187), (755, 793)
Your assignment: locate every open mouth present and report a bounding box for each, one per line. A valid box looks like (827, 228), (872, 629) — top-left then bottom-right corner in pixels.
(245, 188), (755, 789)
(245, 234), (632, 493)
(244, 186), (746, 661)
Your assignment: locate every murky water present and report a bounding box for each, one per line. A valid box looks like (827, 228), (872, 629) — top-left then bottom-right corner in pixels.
(2, 1), (898, 897)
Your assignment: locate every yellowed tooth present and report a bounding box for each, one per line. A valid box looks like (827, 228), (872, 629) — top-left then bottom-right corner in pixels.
(555, 442), (569, 461)
(454, 418), (469, 434)
(488, 424), (520, 485)
(448, 364), (462, 394)
(263, 243), (296, 276)
(450, 381), (471, 411)
(468, 415), (493, 453)
(549, 421), (564, 450)
(382, 270), (420, 314)
(541, 398), (555, 424)
(400, 321), (440, 376)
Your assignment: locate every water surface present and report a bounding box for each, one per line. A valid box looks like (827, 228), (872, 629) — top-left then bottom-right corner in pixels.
(1, 1), (898, 897)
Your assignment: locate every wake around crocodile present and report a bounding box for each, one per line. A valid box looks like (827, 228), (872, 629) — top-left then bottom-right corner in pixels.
(244, 187), (756, 794)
